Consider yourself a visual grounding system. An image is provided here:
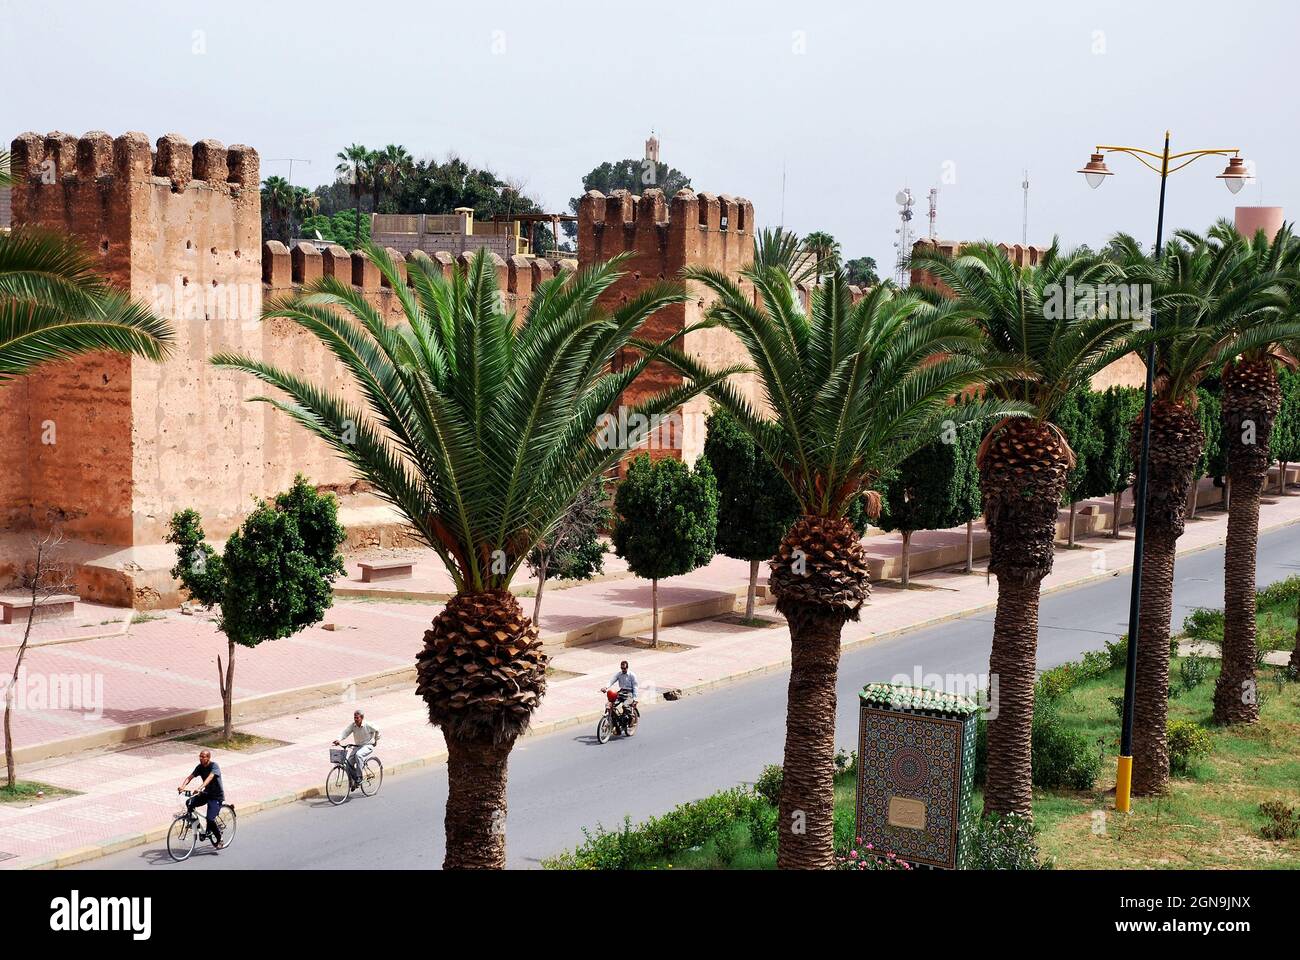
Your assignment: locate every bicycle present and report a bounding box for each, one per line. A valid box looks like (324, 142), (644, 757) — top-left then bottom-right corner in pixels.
(167, 789), (236, 862)
(325, 744), (383, 805)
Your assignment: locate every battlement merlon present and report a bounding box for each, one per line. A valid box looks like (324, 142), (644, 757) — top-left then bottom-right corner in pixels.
(261, 240), (575, 297)
(10, 131), (258, 195)
(577, 188), (754, 263)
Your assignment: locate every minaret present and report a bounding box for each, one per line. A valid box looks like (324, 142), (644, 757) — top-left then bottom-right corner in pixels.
(644, 131), (660, 164)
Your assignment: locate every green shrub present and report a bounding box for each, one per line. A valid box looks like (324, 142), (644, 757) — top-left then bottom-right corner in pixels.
(973, 700), (1100, 790)
(1258, 800), (1300, 841)
(746, 803), (778, 852)
(1032, 703), (1102, 790)
(966, 813), (1045, 870)
(753, 764), (783, 806)
(1167, 719), (1212, 775)
(1178, 652), (1210, 694)
(713, 827), (741, 866)
(542, 787), (759, 869)
(1182, 608), (1224, 645)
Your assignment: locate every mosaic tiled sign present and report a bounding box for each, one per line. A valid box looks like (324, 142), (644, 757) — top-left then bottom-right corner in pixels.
(856, 683), (979, 869)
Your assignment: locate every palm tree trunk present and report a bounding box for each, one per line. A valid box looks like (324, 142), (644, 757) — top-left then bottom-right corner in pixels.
(978, 418), (1072, 820)
(776, 605), (842, 869)
(443, 733), (513, 869)
(1131, 533), (1176, 794)
(900, 530), (911, 587)
(984, 578), (1039, 817)
(745, 559), (759, 620)
(1131, 400), (1202, 795)
(1213, 359), (1280, 725)
(1213, 471), (1263, 724)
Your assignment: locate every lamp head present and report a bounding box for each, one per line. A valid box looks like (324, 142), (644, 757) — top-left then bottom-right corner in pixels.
(1078, 153), (1112, 189)
(1218, 156), (1250, 195)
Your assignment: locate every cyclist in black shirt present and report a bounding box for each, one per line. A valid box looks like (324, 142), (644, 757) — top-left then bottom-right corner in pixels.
(178, 749), (225, 845)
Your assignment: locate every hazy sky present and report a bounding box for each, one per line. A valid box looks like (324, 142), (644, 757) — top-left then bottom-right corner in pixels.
(3, 0), (1295, 274)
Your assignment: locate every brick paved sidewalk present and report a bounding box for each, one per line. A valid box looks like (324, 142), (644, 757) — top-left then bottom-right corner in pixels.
(1, 482), (1298, 869)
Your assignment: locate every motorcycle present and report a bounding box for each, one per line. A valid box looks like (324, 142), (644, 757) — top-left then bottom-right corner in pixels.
(596, 687), (639, 743)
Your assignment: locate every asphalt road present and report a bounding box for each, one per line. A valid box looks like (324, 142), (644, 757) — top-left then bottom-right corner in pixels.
(83, 525), (1300, 870)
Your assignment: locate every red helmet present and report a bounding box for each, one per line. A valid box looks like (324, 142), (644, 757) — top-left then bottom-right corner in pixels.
(606, 688), (619, 702)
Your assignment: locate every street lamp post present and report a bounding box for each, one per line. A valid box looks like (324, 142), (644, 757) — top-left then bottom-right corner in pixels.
(1078, 133), (1250, 814)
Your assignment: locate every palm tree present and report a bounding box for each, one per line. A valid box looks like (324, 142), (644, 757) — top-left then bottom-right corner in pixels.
(1105, 228), (1300, 789)
(802, 231), (841, 283)
(261, 175), (294, 243)
(1199, 222), (1300, 725)
(654, 266), (1023, 868)
(335, 144), (371, 247)
(211, 247), (734, 868)
(753, 227), (817, 285)
(374, 144), (413, 213)
(2, 229), (172, 381)
(910, 241), (1144, 818)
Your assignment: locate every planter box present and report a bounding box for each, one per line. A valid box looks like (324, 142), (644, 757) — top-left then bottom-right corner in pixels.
(855, 683), (979, 869)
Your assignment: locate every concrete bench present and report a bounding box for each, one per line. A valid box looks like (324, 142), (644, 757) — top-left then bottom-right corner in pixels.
(0, 593), (79, 624)
(357, 561), (414, 583)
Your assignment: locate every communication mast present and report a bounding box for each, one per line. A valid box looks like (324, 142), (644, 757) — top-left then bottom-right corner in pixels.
(892, 187), (915, 287)
(927, 187), (938, 239)
(1022, 169), (1030, 245)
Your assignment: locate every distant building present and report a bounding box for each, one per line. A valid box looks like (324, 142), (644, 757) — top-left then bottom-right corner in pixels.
(645, 132), (660, 164)
(369, 207), (526, 258)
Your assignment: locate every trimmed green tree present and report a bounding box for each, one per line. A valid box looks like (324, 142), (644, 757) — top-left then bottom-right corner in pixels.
(1092, 386), (1144, 537)
(1191, 386), (1223, 516)
(875, 419), (981, 585)
(612, 455), (718, 647)
(703, 408), (798, 619)
(1055, 389), (1106, 547)
(167, 476), (347, 742)
(1273, 368), (1300, 495)
(525, 478), (610, 626)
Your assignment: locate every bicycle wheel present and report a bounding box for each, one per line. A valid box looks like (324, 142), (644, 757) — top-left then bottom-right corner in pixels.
(213, 804), (237, 849)
(325, 764), (351, 805)
(596, 715), (612, 744)
(360, 757), (383, 797)
(167, 815), (198, 862)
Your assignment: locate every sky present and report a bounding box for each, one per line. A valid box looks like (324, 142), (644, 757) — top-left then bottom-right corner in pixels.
(3, 0), (1295, 276)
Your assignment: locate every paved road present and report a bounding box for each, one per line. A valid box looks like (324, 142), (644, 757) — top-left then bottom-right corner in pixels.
(84, 526), (1300, 870)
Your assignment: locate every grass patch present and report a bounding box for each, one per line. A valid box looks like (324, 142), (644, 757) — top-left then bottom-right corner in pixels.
(1034, 660), (1300, 869)
(174, 730), (288, 752)
(0, 780), (80, 804)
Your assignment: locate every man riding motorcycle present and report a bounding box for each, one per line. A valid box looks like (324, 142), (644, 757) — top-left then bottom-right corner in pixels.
(603, 660), (640, 736)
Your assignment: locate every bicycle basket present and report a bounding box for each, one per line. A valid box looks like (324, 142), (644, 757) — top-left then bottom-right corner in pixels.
(330, 747), (348, 764)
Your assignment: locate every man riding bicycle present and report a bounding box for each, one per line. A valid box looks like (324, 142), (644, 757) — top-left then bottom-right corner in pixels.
(333, 710), (381, 789)
(177, 749), (225, 845)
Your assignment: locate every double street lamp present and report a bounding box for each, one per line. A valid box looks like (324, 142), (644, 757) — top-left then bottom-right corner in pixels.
(1077, 134), (1251, 814)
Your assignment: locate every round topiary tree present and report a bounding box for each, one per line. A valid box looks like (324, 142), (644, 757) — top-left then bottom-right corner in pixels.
(1055, 388), (1106, 547)
(875, 418), (980, 586)
(167, 475), (347, 742)
(611, 454), (718, 647)
(703, 408), (798, 620)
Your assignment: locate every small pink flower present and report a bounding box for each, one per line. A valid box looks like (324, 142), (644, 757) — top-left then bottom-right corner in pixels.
(849, 850), (858, 859)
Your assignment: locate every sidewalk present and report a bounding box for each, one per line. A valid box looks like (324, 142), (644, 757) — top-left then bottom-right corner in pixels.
(2, 484), (1298, 869)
